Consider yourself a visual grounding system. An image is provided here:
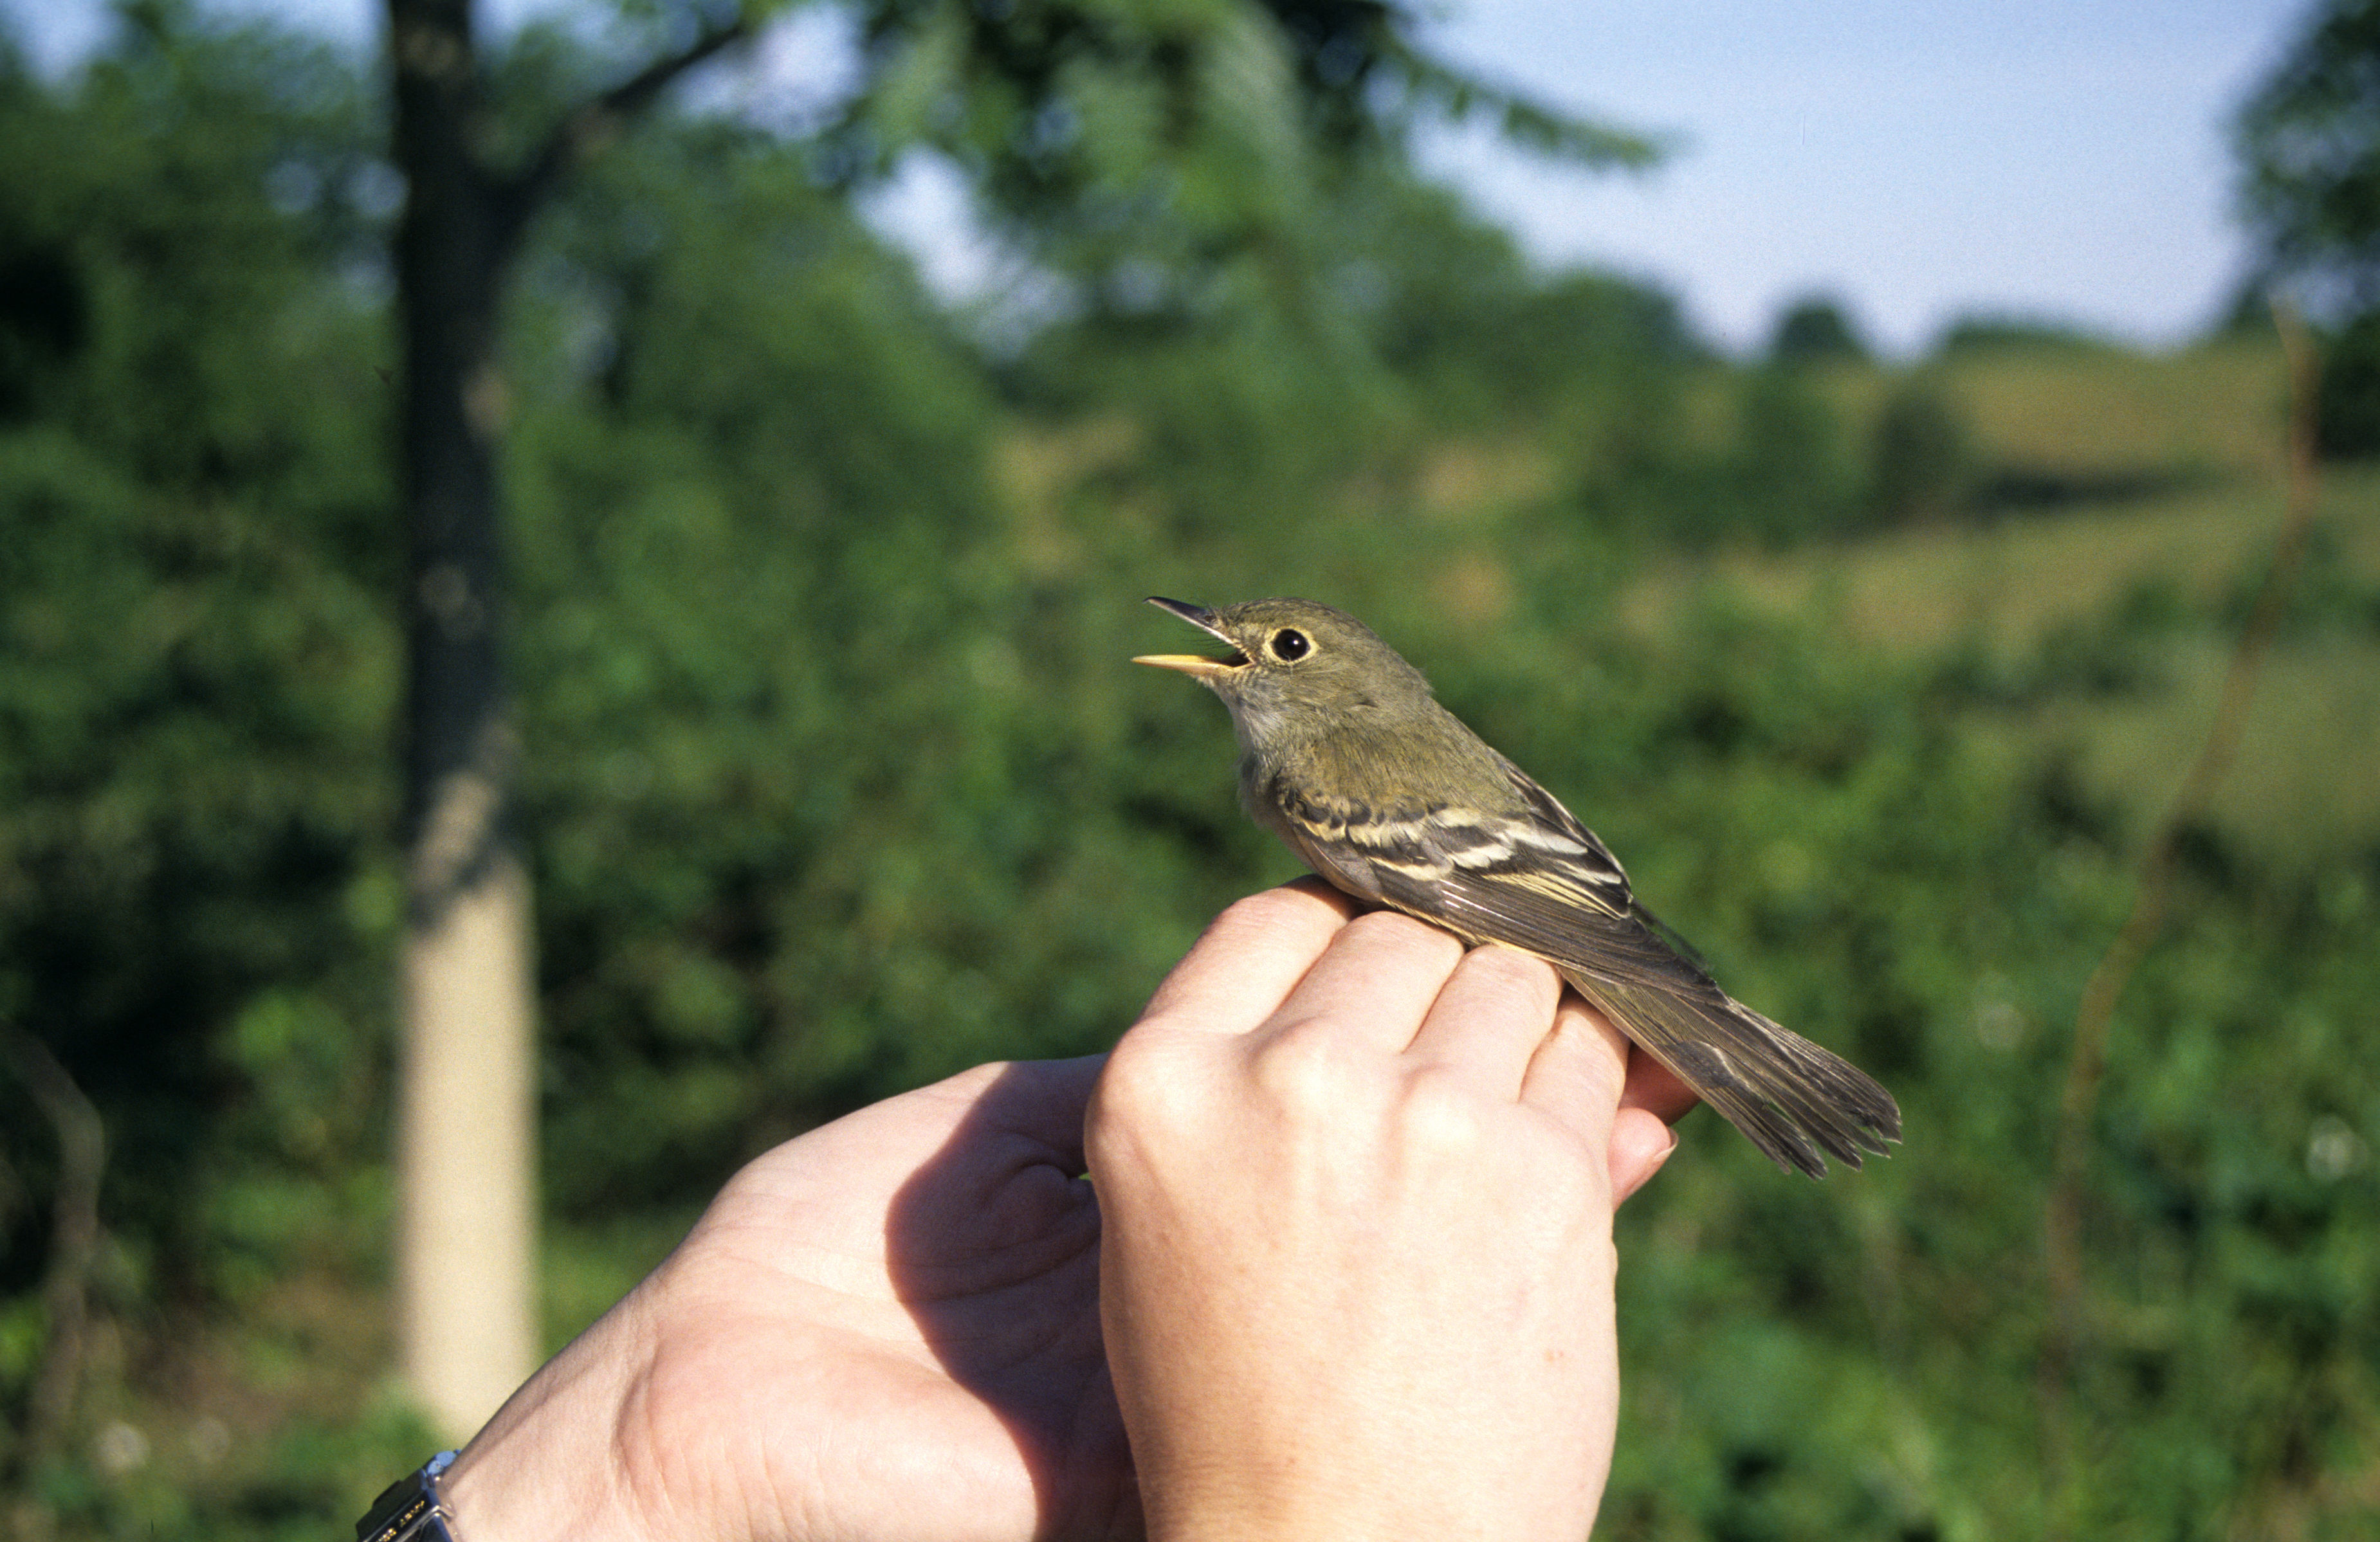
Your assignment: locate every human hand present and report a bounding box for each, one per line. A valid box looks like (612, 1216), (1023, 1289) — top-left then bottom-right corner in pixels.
(1087, 880), (1681, 1542)
(441, 1055), (1132, 1542)
(437, 881), (1687, 1542)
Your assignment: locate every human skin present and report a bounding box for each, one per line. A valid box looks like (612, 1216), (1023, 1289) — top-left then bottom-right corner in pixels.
(1089, 882), (1680, 1541)
(438, 881), (1689, 1541)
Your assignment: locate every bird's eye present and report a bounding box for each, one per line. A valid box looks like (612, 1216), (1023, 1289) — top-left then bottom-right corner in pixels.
(1269, 628), (1310, 662)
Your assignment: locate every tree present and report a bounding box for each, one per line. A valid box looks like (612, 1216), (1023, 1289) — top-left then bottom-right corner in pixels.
(1768, 294), (1867, 365)
(385, 0), (755, 1437)
(379, 0), (1656, 1437)
(2236, 0), (2380, 456)
(1867, 372), (1972, 524)
(2236, 0), (2380, 313)
(2311, 307), (2380, 455)
(0, 19), (405, 1507)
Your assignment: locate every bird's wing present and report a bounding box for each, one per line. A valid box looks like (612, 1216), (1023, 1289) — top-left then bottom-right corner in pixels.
(1491, 754), (1720, 975)
(1283, 766), (1900, 1177)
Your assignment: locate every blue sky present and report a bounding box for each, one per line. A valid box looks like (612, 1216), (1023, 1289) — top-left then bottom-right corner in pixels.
(1409, 0), (2303, 353)
(10, 0), (2314, 356)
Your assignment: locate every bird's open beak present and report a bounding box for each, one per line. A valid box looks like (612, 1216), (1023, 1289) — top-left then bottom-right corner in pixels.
(1134, 596), (1247, 678)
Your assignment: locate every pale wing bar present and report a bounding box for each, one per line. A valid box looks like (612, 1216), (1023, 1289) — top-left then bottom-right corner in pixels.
(1346, 798), (1901, 1176)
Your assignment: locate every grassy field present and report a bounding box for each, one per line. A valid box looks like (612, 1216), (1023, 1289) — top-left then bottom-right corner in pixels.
(996, 334), (2377, 866)
(1615, 338), (2380, 869)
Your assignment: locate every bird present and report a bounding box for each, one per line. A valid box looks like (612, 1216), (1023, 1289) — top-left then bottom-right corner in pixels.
(1134, 595), (1899, 1177)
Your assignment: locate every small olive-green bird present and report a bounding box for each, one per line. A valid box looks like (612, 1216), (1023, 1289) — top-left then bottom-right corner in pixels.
(1136, 595), (1900, 1177)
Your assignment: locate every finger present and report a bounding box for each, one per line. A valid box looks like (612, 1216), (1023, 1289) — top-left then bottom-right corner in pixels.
(1137, 882), (1358, 1037)
(1257, 908), (1467, 1058)
(1402, 943), (1564, 1100)
(794, 1054), (1112, 1190)
(1610, 1111), (1678, 1204)
(956, 1055), (1110, 1172)
(1516, 991), (1631, 1150)
(1618, 1044), (1702, 1125)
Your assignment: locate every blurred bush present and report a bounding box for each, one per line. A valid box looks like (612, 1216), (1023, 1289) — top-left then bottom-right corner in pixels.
(1769, 295), (1871, 366)
(1936, 313), (2119, 356)
(2316, 307), (2380, 459)
(1867, 372), (1974, 525)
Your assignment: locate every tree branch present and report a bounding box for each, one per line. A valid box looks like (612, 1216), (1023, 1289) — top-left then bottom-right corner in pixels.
(2033, 301), (2325, 1535)
(2, 1023), (107, 1476)
(496, 12), (754, 254)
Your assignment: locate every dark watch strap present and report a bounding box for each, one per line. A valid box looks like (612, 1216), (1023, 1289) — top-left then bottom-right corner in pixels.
(356, 1450), (461, 1542)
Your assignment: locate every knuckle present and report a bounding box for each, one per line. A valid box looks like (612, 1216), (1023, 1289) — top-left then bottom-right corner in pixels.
(1209, 889), (1293, 939)
(1090, 1030), (1204, 1141)
(1467, 942), (1561, 998)
(1209, 884), (1347, 945)
(1398, 1064), (1492, 1154)
(1250, 1019), (1373, 1114)
(1344, 908), (1464, 962)
(1449, 948), (1563, 1033)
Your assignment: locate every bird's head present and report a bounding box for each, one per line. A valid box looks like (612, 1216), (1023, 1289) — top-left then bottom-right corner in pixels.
(1133, 595), (1435, 750)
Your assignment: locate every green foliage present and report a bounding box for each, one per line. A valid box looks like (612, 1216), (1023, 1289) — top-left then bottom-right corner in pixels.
(2, 8), (2375, 1541)
(0, 5), (395, 1301)
(0, 17), (411, 1527)
(502, 116), (1169, 1205)
(1344, 177), (1699, 430)
(820, 0), (1667, 446)
(1769, 295), (1869, 365)
(1936, 313), (2118, 356)
(2235, 0), (2380, 309)
(1867, 373), (1973, 524)
(1731, 366), (1858, 541)
(834, 0), (1660, 324)
(1002, 165), (1703, 565)
(1591, 602), (2380, 1540)
(2316, 306), (2380, 457)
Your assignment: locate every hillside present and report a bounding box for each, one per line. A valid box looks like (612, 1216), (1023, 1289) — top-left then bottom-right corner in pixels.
(1615, 338), (2380, 867)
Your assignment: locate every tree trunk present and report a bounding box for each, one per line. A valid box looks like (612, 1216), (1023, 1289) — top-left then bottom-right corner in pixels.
(389, 0), (538, 1439)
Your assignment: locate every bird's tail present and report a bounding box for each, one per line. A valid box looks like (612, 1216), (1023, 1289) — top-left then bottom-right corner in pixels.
(1564, 972), (1901, 1178)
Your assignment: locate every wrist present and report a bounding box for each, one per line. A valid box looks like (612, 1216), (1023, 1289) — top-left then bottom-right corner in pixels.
(434, 1293), (667, 1542)
(356, 1449), (461, 1542)
(1145, 1478), (1382, 1542)
(1149, 1468), (1604, 1542)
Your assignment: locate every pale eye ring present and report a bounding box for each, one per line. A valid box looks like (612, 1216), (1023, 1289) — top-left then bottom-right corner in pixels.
(1269, 628), (1310, 662)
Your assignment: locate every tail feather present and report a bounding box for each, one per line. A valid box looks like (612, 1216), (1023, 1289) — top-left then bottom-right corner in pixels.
(1564, 973), (1901, 1178)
